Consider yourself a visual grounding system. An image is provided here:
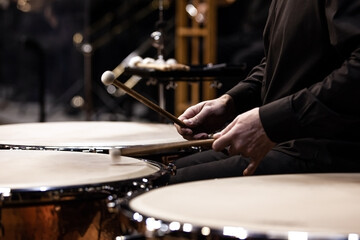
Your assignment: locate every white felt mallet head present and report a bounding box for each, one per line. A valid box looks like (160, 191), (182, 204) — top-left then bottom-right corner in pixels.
(166, 58), (177, 65)
(142, 57), (155, 64)
(155, 58), (165, 65)
(128, 56), (143, 67)
(110, 148), (122, 163)
(101, 70), (116, 86)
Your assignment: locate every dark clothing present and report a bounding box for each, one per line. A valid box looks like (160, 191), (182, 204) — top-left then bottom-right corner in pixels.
(227, 0), (360, 169)
(229, 0), (360, 138)
(170, 148), (321, 184)
(170, 0), (360, 184)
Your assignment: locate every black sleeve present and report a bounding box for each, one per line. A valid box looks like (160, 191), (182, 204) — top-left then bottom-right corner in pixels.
(226, 57), (265, 114)
(260, 0), (360, 143)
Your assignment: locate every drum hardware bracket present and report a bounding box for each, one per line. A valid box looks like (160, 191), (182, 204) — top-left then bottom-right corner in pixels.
(132, 180), (151, 191)
(190, 145), (207, 153)
(210, 80), (223, 89)
(81, 148), (106, 154)
(166, 81), (177, 90)
(167, 162), (176, 176)
(106, 194), (120, 213)
(146, 78), (158, 86)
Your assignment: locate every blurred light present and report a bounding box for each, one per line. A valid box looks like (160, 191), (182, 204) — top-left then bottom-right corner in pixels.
(17, 0), (31, 12)
(146, 218), (161, 231)
(169, 222), (181, 231)
(73, 33), (83, 44)
(183, 223), (193, 232)
(151, 31), (162, 41)
(288, 231), (308, 240)
(349, 234), (359, 240)
(186, 4), (198, 17)
(195, 13), (205, 23)
(107, 202), (116, 208)
(0, 187), (11, 197)
(185, 3), (204, 23)
(201, 227), (211, 236)
(106, 85), (117, 95)
(160, 223), (169, 233)
(223, 226), (248, 239)
(39, 186), (48, 192)
(133, 212), (144, 222)
(71, 96), (85, 108)
(81, 44), (93, 54)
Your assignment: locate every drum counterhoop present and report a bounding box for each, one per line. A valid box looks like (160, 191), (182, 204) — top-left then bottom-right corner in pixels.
(118, 174), (360, 240)
(0, 121), (193, 163)
(0, 121), (185, 153)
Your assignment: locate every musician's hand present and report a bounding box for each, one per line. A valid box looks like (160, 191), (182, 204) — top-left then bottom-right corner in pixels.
(212, 107), (276, 175)
(175, 94), (236, 140)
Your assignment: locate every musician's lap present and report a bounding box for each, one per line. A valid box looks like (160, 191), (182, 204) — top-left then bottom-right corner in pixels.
(169, 148), (321, 184)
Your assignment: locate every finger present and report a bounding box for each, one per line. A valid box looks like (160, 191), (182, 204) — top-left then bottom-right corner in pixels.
(212, 130), (233, 152)
(212, 132), (221, 139)
(193, 132), (211, 140)
(243, 160), (259, 176)
(181, 128), (194, 136)
(174, 122), (193, 135)
(177, 114), (193, 127)
(183, 114), (205, 128)
(183, 104), (212, 128)
(179, 103), (202, 120)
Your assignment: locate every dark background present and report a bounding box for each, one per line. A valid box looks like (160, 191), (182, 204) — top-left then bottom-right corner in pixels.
(0, 0), (270, 123)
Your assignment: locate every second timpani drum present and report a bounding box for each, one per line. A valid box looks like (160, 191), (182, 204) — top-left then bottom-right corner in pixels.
(0, 121), (185, 153)
(0, 150), (171, 240)
(119, 174), (360, 240)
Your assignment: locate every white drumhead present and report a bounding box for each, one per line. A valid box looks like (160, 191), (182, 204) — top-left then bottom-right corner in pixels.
(129, 174), (360, 237)
(0, 150), (159, 190)
(0, 121), (184, 147)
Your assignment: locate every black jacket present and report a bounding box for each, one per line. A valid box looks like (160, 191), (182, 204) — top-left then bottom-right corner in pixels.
(227, 0), (360, 169)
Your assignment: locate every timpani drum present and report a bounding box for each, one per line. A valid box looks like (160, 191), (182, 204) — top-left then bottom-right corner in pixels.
(119, 174), (360, 240)
(0, 121), (185, 153)
(0, 150), (171, 240)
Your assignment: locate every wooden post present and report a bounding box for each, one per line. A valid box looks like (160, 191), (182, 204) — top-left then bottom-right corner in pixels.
(174, 0), (217, 116)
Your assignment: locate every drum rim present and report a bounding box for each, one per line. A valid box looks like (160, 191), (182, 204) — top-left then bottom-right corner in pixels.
(1, 158), (172, 206)
(1, 143), (122, 152)
(120, 195), (351, 240)
(119, 176), (357, 240)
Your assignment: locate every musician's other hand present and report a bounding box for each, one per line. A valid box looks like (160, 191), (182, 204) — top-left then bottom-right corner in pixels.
(212, 108), (276, 175)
